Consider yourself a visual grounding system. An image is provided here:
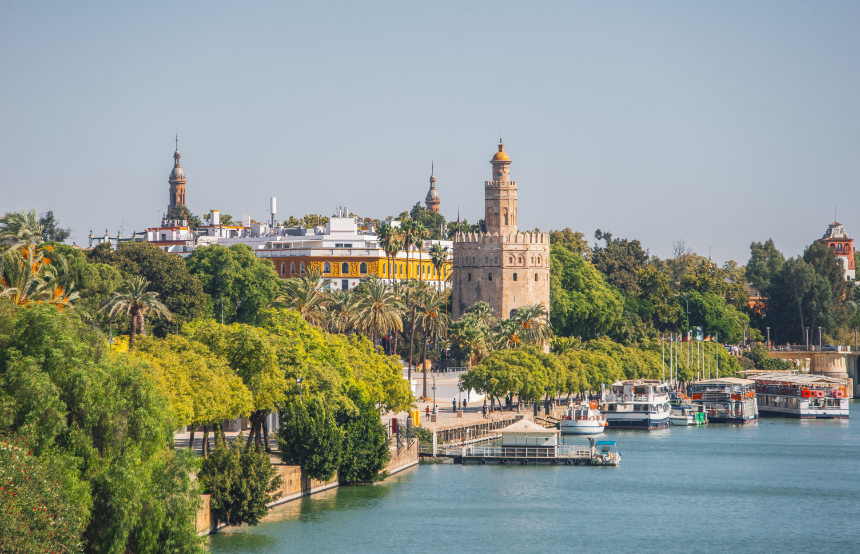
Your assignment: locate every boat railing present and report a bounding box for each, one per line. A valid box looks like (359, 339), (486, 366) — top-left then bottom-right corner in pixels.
(458, 444), (592, 459)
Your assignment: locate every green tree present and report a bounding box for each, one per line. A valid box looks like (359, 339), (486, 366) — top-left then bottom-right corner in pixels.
(270, 268), (330, 326)
(429, 242), (449, 291)
(409, 202), (446, 240)
(183, 321), (285, 450)
(38, 210), (71, 243)
(636, 265), (681, 330)
(591, 229), (649, 294)
(336, 387), (391, 483)
(186, 243), (282, 324)
(550, 228), (589, 257)
(746, 238), (785, 293)
(0, 302), (203, 552)
(199, 434), (282, 529)
(0, 209), (43, 246)
(101, 276), (172, 349)
(352, 277), (403, 344)
(109, 241), (207, 334)
(550, 244), (623, 339)
(277, 396), (343, 481)
(0, 434), (87, 553)
(767, 257), (835, 344)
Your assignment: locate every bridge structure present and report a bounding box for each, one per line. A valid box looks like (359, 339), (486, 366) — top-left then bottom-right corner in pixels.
(769, 346), (859, 398)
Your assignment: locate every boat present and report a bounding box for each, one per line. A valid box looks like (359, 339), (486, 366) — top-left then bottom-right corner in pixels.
(750, 372), (849, 419)
(688, 378), (758, 423)
(599, 380), (671, 430)
(669, 404), (707, 426)
(559, 401), (607, 435)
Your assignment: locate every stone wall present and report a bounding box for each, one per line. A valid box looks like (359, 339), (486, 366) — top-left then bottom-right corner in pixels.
(453, 231), (550, 319)
(197, 442), (419, 535)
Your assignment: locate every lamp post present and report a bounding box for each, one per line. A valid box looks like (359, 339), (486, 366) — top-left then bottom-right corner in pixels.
(431, 375), (437, 415)
(805, 326), (810, 351)
(766, 326), (771, 351)
(818, 326), (823, 348)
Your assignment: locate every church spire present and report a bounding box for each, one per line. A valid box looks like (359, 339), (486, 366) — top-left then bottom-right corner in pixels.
(168, 136), (186, 208)
(425, 160), (440, 214)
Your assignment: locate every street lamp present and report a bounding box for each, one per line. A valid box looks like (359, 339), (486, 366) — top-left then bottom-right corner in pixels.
(818, 326), (823, 348)
(766, 326), (771, 351)
(805, 327), (810, 351)
(431, 375), (437, 415)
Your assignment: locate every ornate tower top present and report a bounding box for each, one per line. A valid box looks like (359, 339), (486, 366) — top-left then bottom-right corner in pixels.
(168, 135), (186, 208)
(425, 161), (440, 214)
(484, 140), (517, 235)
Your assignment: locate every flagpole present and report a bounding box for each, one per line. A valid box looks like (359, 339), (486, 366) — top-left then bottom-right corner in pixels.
(715, 333), (719, 378)
(661, 333), (665, 383)
(669, 333), (673, 387)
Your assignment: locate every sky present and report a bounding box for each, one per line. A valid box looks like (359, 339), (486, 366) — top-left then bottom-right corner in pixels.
(2, 1), (859, 263)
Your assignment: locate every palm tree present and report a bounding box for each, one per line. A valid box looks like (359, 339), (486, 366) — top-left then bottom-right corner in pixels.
(449, 315), (490, 370)
(404, 280), (432, 384)
(378, 222), (403, 282)
(494, 318), (523, 350)
(416, 288), (450, 398)
(100, 276), (171, 349)
(429, 243), (448, 291)
(352, 277), (403, 345)
(326, 289), (355, 334)
(466, 301), (497, 329)
(412, 221), (429, 281)
(0, 209), (43, 247)
(512, 304), (553, 346)
(0, 243), (77, 309)
(270, 268), (330, 326)
(401, 219), (417, 280)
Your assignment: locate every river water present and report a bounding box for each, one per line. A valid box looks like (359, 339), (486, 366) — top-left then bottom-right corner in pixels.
(210, 402), (858, 553)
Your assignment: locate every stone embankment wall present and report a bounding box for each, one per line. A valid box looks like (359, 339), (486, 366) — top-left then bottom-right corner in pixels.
(197, 441), (419, 535)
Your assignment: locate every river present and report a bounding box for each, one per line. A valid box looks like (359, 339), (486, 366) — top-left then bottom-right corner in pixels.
(210, 402), (858, 552)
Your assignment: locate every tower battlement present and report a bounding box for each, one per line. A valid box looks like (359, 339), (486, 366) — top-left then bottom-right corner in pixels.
(452, 141), (550, 319)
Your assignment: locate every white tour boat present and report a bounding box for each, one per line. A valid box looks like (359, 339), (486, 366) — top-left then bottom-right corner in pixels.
(560, 401), (607, 435)
(751, 372), (849, 419)
(599, 380), (671, 430)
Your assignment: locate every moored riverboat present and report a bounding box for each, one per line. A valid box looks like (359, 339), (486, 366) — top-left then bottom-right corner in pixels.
(688, 378), (758, 423)
(560, 401), (607, 435)
(670, 404), (707, 426)
(751, 372), (849, 419)
(599, 380), (671, 430)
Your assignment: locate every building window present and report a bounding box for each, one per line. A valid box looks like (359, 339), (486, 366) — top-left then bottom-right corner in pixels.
(359, 262), (367, 274)
(342, 279), (349, 290)
(488, 273), (492, 281)
(161, 233), (166, 241)
(299, 263), (304, 274)
(290, 262), (295, 274)
(341, 262), (349, 274)
(468, 273), (472, 281)
(399, 263), (403, 275)
(513, 273), (518, 281)
(323, 262), (331, 273)
(383, 262), (386, 275)
(838, 243), (843, 251)
(280, 263), (285, 276)
(534, 273), (538, 281)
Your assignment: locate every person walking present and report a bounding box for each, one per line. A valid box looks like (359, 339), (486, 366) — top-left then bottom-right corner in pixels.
(452, 398), (457, 413)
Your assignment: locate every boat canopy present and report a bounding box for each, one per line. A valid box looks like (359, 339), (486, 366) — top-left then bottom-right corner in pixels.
(595, 441), (616, 445)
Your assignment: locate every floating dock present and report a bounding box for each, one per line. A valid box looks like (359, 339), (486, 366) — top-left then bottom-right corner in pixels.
(453, 440), (619, 466)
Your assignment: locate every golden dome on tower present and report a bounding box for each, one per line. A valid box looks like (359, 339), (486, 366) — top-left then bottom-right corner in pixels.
(491, 141), (510, 162)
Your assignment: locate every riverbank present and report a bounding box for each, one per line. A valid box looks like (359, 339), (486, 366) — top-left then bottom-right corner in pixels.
(197, 441), (419, 535)
(210, 403), (858, 552)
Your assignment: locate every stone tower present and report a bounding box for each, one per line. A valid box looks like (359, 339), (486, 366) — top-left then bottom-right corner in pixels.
(168, 136), (186, 208)
(425, 163), (440, 214)
(820, 221), (856, 281)
(452, 141), (550, 319)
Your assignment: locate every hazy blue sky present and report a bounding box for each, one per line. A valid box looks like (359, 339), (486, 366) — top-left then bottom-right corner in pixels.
(2, 1), (859, 263)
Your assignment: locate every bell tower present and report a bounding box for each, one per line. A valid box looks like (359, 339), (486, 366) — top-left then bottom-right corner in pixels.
(484, 140), (517, 235)
(168, 135), (186, 208)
